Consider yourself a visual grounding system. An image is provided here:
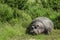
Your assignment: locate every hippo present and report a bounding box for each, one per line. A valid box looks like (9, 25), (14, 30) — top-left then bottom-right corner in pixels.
(26, 17), (54, 35)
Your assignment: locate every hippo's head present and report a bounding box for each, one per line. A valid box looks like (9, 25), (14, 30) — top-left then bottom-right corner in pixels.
(26, 17), (54, 35)
(29, 22), (45, 35)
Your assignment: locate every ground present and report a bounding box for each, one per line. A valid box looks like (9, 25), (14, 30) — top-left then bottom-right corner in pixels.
(0, 23), (60, 40)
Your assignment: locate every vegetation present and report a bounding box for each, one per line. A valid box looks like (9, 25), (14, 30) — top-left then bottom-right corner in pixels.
(0, 0), (60, 40)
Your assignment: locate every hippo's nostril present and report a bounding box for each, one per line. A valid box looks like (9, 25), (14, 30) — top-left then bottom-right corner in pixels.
(31, 27), (33, 29)
(34, 26), (37, 29)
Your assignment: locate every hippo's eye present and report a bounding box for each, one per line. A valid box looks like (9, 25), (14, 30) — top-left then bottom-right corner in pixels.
(37, 25), (39, 27)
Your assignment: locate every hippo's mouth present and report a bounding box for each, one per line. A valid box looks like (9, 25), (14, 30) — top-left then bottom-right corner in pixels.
(29, 31), (37, 35)
(29, 29), (45, 35)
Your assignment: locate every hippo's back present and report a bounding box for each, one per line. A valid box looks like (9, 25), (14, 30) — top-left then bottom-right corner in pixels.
(32, 17), (54, 31)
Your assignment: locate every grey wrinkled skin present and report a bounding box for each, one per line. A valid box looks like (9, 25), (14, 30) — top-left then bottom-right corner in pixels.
(26, 17), (54, 35)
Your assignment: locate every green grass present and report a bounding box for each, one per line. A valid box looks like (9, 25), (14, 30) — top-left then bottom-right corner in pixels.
(0, 22), (60, 40)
